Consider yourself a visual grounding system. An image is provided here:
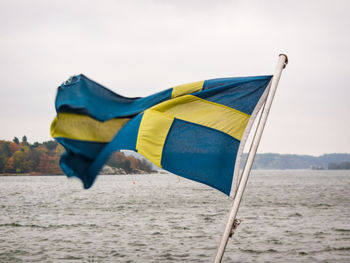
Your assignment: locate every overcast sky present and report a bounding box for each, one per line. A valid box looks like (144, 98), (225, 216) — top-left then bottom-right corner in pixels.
(0, 0), (349, 155)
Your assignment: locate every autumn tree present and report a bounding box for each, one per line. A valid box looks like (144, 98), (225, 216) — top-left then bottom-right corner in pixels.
(37, 154), (61, 174)
(13, 150), (33, 173)
(28, 147), (42, 169)
(137, 158), (153, 173)
(0, 139), (153, 175)
(43, 140), (58, 154)
(121, 158), (131, 173)
(4, 157), (15, 173)
(107, 151), (125, 167)
(9, 142), (20, 154)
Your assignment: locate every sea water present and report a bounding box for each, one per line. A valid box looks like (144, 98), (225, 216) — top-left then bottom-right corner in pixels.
(0, 170), (349, 262)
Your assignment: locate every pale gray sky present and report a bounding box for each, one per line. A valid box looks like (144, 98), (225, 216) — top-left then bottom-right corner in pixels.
(0, 0), (349, 155)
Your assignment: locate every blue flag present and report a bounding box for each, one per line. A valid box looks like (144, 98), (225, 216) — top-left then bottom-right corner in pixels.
(51, 74), (272, 196)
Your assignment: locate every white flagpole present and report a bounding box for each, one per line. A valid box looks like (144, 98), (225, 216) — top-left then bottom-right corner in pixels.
(214, 54), (288, 263)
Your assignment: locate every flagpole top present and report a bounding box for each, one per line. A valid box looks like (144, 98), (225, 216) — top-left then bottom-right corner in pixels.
(279, 54), (288, 68)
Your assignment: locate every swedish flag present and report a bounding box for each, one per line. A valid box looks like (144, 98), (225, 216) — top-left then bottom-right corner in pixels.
(51, 74), (272, 196)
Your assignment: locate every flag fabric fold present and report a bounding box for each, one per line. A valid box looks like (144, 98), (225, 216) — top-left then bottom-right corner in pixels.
(51, 74), (272, 196)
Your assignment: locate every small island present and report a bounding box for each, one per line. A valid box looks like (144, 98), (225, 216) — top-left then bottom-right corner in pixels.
(0, 136), (156, 176)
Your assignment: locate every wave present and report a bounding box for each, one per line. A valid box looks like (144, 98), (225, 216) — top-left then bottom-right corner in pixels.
(239, 248), (279, 254)
(0, 223), (98, 229)
(332, 228), (350, 232)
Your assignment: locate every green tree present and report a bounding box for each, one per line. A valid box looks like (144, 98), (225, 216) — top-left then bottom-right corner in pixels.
(13, 137), (19, 145)
(28, 147), (41, 169)
(43, 140), (58, 152)
(22, 135), (28, 145)
(0, 141), (11, 157)
(0, 154), (8, 173)
(13, 150), (32, 173)
(31, 142), (40, 148)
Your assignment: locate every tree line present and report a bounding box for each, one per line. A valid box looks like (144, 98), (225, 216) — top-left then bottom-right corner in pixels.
(328, 162), (350, 170)
(0, 136), (154, 175)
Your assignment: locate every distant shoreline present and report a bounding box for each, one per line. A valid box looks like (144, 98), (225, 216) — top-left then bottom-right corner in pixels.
(0, 173), (63, 176)
(1, 169), (349, 177)
(0, 171), (168, 177)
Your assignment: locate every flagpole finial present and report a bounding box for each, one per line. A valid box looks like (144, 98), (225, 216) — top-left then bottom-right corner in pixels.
(279, 54), (288, 68)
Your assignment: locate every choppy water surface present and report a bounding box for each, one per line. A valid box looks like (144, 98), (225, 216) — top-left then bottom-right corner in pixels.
(0, 170), (349, 262)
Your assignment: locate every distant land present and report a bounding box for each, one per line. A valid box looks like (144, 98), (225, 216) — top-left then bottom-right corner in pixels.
(243, 153), (350, 170)
(124, 150), (350, 171)
(1, 137), (350, 176)
(0, 137), (155, 176)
